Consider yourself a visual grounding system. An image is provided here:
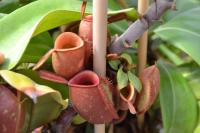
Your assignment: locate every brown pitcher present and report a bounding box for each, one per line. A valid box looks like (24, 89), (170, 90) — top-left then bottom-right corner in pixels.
(79, 15), (93, 65)
(52, 32), (85, 79)
(68, 70), (118, 124)
(33, 32), (85, 79)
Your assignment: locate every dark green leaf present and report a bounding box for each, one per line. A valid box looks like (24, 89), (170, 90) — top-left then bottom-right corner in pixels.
(117, 66), (128, 89)
(157, 61), (197, 133)
(0, 0), (20, 13)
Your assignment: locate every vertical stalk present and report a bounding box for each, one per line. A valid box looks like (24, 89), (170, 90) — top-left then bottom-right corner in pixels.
(93, 0), (107, 133)
(137, 0), (149, 129)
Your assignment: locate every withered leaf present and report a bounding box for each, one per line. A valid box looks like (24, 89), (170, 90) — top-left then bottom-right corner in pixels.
(135, 65), (160, 114)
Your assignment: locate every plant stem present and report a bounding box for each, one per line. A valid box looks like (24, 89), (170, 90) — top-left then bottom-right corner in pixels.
(137, 0), (149, 129)
(93, 0), (107, 133)
(109, 0), (174, 54)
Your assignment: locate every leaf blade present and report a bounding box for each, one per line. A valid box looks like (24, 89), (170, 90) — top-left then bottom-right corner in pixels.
(117, 67), (128, 90)
(157, 61), (197, 133)
(127, 71), (141, 92)
(155, 7), (200, 65)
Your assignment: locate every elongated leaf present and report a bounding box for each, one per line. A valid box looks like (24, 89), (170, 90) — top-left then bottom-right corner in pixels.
(117, 67), (128, 89)
(155, 7), (200, 65)
(0, 70), (67, 132)
(157, 61), (197, 133)
(0, 0), (136, 70)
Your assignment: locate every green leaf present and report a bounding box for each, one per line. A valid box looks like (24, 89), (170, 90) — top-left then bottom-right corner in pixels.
(163, 0), (200, 21)
(158, 44), (185, 66)
(17, 69), (69, 99)
(120, 53), (132, 64)
(108, 8), (137, 21)
(117, 66), (128, 89)
(0, 0), (136, 70)
(0, 70), (35, 88)
(0, 13), (6, 19)
(194, 101), (200, 133)
(108, 0), (122, 10)
(0, 70), (67, 132)
(0, 0), (20, 13)
(72, 114), (86, 125)
(155, 7), (200, 65)
(108, 20), (129, 35)
(179, 63), (200, 100)
(20, 32), (53, 64)
(127, 71), (141, 92)
(109, 60), (120, 71)
(19, 92), (67, 132)
(157, 61), (197, 133)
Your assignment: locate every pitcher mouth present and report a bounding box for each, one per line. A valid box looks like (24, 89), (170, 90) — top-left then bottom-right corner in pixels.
(68, 70), (99, 88)
(54, 32), (84, 52)
(83, 15), (93, 22)
(120, 84), (134, 102)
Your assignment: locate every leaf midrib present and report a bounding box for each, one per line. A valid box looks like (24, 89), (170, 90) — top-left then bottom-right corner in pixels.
(156, 27), (200, 38)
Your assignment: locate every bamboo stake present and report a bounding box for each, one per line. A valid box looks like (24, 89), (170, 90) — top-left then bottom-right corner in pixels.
(137, 0), (149, 129)
(93, 0), (107, 133)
